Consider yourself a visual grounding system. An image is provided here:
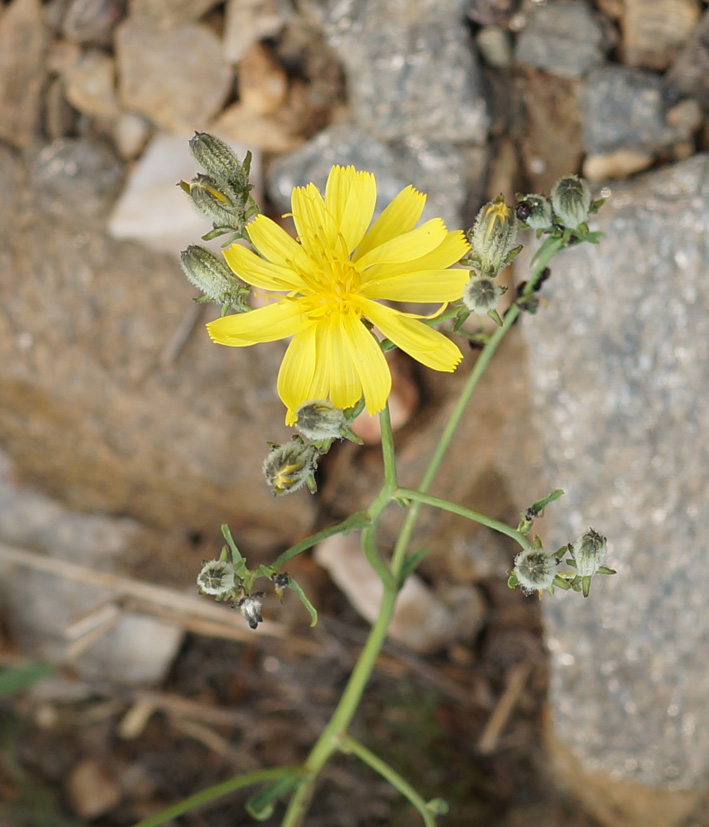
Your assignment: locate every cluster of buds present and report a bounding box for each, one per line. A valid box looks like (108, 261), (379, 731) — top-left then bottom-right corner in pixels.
(461, 195), (520, 324)
(262, 400), (363, 497)
(516, 174), (604, 240)
(196, 525), (317, 629)
(508, 528), (615, 598)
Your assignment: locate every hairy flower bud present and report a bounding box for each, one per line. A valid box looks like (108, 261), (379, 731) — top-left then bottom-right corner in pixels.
(263, 439), (319, 495)
(516, 194), (553, 231)
(572, 528), (607, 577)
(295, 400), (348, 440)
(180, 245), (250, 308)
(237, 592), (265, 629)
(462, 274), (507, 315)
(551, 175), (592, 229)
(197, 560), (235, 595)
(467, 196), (519, 277)
(513, 548), (558, 594)
(188, 173), (248, 232)
(189, 132), (252, 190)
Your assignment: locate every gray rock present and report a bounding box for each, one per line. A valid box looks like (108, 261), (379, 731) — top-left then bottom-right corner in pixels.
(516, 155), (709, 794)
(515, 0), (608, 80)
(578, 65), (694, 155)
(115, 15), (233, 133)
(666, 10), (709, 110)
(268, 124), (486, 231)
(302, 0), (489, 144)
(0, 0), (48, 148)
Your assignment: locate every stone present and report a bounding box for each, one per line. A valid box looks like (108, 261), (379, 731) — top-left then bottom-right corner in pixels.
(666, 11), (709, 110)
(61, 0), (126, 46)
(115, 15), (232, 133)
(267, 123), (484, 231)
(476, 24), (513, 69)
(621, 0), (701, 71)
(0, 141), (315, 552)
(223, 0), (291, 64)
(514, 0), (608, 80)
(582, 149), (654, 180)
(0, 0), (48, 148)
(61, 48), (120, 119)
(128, 0), (221, 27)
(304, 0), (489, 144)
(66, 759), (121, 819)
(515, 155), (709, 823)
(112, 111), (151, 159)
(211, 102), (306, 154)
(578, 66), (696, 155)
(238, 41), (289, 115)
(108, 133), (261, 254)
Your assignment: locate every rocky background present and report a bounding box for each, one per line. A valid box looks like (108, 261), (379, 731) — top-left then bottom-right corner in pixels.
(1, 0), (708, 825)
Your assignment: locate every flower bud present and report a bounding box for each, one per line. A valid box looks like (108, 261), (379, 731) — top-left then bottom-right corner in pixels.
(467, 196), (519, 277)
(513, 548), (558, 594)
(272, 572), (290, 602)
(189, 132), (252, 191)
(462, 274), (507, 315)
(295, 400), (348, 440)
(551, 175), (592, 229)
(180, 245), (250, 308)
(188, 173), (248, 232)
(263, 439), (319, 495)
(516, 194), (553, 231)
(197, 560), (235, 596)
(237, 591), (265, 629)
(572, 528), (607, 577)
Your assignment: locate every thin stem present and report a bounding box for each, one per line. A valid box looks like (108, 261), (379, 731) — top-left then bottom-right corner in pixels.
(379, 402), (398, 490)
(339, 734), (437, 827)
(395, 487), (533, 551)
(271, 512), (371, 569)
(131, 767), (305, 827)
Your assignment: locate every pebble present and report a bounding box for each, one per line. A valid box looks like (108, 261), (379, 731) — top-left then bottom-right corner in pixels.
(0, 0), (48, 148)
(238, 41), (289, 116)
(666, 11), (709, 109)
(112, 111), (151, 159)
(476, 24), (513, 69)
(66, 759), (121, 819)
(61, 48), (119, 119)
(578, 65), (696, 155)
(582, 148), (654, 180)
(212, 102), (306, 153)
(115, 15), (233, 133)
(61, 0), (126, 47)
(223, 0), (291, 64)
(620, 0), (701, 70)
(128, 0), (221, 27)
(515, 0), (608, 80)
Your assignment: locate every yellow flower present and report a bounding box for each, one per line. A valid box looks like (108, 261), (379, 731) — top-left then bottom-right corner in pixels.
(207, 165), (470, 424)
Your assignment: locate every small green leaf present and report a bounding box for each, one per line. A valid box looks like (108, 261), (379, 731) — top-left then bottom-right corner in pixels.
(426, 797), (449, 815)
(287, 577), (318, 627)
(245, 775), (302, 821)
(399, 548), (430, 583)
(221, 524), (246, 567)
(0, 662), (55, 698)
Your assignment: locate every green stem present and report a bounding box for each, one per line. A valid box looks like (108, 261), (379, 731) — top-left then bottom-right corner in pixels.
(339, 734), (437, 827)
(271, 511), (371, 569)
(131, 767), (305, 827)
(395, 488), (533, 551)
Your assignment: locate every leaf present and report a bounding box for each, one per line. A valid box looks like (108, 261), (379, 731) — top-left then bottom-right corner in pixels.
(245, 775), (303, 821)
(287, 578), (318, 627)
(0, 662), (54, 699)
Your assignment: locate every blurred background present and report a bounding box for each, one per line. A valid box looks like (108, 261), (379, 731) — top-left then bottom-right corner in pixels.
(1, 0), (708, 825)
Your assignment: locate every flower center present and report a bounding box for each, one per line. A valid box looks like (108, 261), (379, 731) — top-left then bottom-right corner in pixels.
(301, 250), (363, 321)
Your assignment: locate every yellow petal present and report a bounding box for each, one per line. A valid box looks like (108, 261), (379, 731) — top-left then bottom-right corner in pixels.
(246, 214), (315, 275)
(354, 185), (426, 262)
(325, 166), (377, 255)
(339, 313), (392, 415)
(361, 300), (463, 372)
(223, 242), (304, 292)
(206, 298), (306, 345)
(291, 183), (340, 258)
(321, 313), (363, 410)
(277, 326), (318, 416)
(359, 268), (468, 302)
(356, 219), (448, 269)
(362, 230), (470, 280)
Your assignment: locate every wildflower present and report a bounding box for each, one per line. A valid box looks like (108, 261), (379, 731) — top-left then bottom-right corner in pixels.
(295, 400), (348, 440)
(513, 548), (558, 594)
(263, 438), (319, 495)
(466, 195), (519, 278)
(551, 175), (592, 229)
(197, 560), (235, 596)
(572, 528), (607, 577)
(462, 274), (507, 315)
(206, 165), (469, 424)
(238, 592), (265, 629)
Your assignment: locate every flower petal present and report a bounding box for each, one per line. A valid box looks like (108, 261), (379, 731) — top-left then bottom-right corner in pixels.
(361, 299), (463, 372)
(277, 326), (318, 421)
(325, 166), (377, 255)
(356, 219), (448, 269)
(354, 185), (426, 262)
(338, 313), (392, 414)
(207, 298), (306, 345)
(362, 230), (470, 280)
(246, 214), (315, 275)
(291, 182), (341, 258)
(359, 268), (468, 302)
(223, 241), (304, 292)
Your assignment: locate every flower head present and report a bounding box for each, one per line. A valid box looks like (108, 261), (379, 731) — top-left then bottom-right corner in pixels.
(207, 166), (469, 423)
(513, 548), (558, 594)
(197, 560), (235, 596)
(551, 175), (592, 229)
